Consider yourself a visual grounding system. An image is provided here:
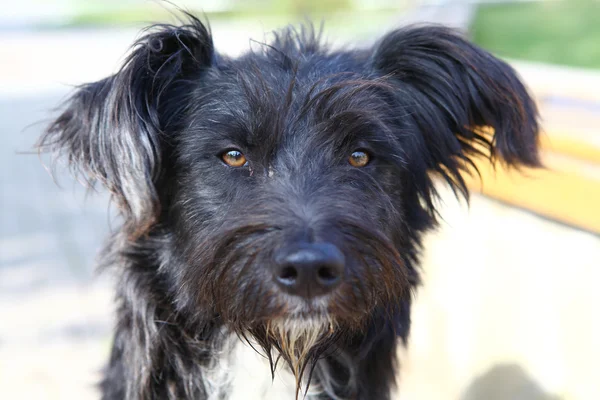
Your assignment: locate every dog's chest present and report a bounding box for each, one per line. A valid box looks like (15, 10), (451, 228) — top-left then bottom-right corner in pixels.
(205, 337), (308, 400)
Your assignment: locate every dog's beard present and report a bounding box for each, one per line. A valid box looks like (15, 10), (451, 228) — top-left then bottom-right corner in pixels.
(268, 317), (335, 378)
(243, 315), (338, 398)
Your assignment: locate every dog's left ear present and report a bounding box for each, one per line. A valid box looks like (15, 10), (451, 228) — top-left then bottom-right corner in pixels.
(372, 26), (541, 195)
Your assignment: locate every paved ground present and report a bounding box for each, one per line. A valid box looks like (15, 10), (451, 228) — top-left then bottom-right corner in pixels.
(1, 9), (599, 400)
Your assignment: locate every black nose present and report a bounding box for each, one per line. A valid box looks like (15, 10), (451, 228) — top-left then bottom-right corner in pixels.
(273, 243), (345, 298)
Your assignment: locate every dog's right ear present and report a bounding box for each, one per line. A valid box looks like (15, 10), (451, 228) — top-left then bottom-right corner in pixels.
(39, 14), (214, 237)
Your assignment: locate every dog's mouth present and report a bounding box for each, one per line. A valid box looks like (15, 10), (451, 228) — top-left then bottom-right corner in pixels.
(280, 292), (331, 317)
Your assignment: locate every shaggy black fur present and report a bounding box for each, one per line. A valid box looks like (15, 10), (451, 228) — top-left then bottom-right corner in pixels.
(39, 13), (540, 400)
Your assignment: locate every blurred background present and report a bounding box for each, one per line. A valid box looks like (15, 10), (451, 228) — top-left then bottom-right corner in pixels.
(1, 0), (599, 399)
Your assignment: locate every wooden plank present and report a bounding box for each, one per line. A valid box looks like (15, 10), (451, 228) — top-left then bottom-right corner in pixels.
(465, 151), (600, 234)
(540, 131), (600, 164)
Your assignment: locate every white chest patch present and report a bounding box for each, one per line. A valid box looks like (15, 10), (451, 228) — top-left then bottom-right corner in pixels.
(206, 335), (326, 400)
(227, 338), (297, 400)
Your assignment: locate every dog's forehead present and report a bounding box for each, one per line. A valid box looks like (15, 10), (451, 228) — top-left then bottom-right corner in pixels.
(194, 54), (392, 154)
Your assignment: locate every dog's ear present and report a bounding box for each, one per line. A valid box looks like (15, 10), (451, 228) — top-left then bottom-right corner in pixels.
(39, 15), (213, 236)
(372, 26), (540, 199)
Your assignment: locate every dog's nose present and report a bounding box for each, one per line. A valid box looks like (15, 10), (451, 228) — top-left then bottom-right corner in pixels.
(273, 243), (345, 298)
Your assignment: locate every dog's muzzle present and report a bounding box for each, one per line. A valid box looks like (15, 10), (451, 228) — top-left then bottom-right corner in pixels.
(272, 242), (345, 299)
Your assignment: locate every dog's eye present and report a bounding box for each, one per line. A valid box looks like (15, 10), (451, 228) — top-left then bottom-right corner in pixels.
(348, 151), (370, 168)
(221, 150), (248, 167)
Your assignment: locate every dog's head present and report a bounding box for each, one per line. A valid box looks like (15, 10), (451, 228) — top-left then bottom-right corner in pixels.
(40, 15), (539, 382)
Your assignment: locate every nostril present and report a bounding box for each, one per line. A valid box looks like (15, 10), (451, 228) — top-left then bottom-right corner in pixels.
(316, 266), (339, 284)
(278, 266), (298, 285)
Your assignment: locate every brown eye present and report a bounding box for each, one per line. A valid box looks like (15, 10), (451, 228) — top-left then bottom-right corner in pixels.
(349, 150), (370, 167)
(221, 150), (247, 167)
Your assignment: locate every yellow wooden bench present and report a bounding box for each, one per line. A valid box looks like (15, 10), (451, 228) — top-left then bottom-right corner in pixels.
(465, 125), (600, 234)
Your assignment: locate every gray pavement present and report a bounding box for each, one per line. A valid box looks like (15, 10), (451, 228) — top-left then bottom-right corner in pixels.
(0, 92), (115, 399)
(0, 94), (110, 287)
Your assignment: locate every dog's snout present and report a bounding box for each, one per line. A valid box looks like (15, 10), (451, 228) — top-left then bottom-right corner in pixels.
(274, 243), (345, 298)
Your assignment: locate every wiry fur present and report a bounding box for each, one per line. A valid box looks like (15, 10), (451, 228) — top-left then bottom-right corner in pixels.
(38, 12), (540, 400)
(266, 318), (336, 394)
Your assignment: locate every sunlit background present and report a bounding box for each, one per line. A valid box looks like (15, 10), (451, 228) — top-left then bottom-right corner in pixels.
(1, 0), (599, 399)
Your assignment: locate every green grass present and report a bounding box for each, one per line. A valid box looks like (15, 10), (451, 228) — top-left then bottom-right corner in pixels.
(55, 2), (400, 43)
(471, 0), (600, 69)
(62, 0), (393, 28)
(66, 7), (267, 27)
(50, 2), (401, 47)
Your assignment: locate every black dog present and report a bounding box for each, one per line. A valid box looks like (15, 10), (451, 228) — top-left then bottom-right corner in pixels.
(39, 13), (540, 400)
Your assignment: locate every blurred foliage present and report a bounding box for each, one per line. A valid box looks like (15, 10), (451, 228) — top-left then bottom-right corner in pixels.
(61, 0), (402, 43)
(238, 0), (355, 15)
(472, 0), (600, 69)
(67, 0), (389, 27)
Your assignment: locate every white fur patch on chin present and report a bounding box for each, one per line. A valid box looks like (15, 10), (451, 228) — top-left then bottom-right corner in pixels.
(223, 318), (334, 400)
